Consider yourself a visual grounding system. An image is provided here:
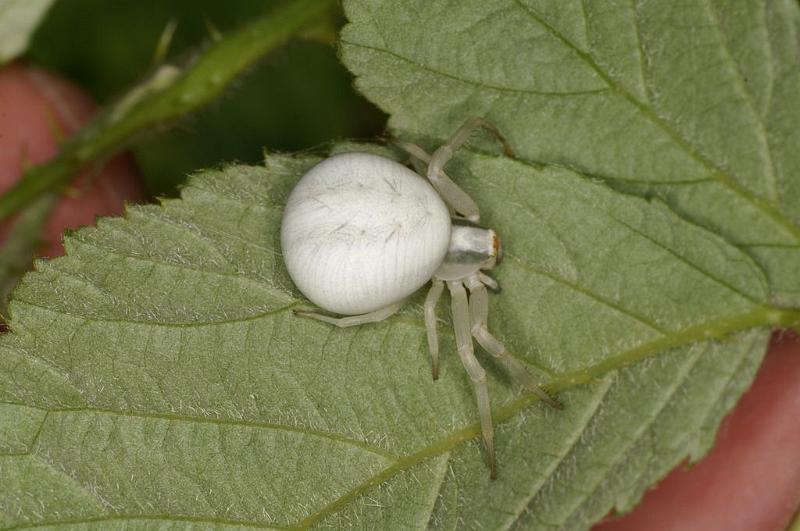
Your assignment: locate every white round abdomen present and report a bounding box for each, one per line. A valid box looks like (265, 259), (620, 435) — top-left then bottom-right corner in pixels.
(281, 153), (451, 315)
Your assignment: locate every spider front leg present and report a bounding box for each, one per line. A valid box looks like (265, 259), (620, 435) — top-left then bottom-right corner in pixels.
(393, 140), (431, 173)
(465, 275), (562, 410)
(426, 117), (515, 222)
(434, 117), (515, 164)
(393, 140), (471, 220)
(294, 300), (405, 328)
(447, 280), (497, 479)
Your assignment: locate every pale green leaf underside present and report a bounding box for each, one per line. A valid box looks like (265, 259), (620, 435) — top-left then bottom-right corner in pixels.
(0, 153), (781, 530)
(341, 0), (800, 306)
(0, 0), (54, 65)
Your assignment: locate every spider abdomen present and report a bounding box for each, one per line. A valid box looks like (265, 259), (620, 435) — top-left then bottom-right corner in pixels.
(281, 153), (451, 315)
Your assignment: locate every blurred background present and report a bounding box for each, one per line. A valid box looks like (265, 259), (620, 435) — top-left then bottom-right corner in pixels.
(25, 0), (386, 197)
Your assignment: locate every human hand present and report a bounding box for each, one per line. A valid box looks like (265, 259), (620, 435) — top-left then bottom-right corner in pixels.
(594, 332), (800, 531)
(0, 62), (145, 258)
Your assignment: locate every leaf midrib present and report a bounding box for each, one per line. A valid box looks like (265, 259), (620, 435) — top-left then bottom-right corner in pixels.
(294, 306), (787, 528)
(8, 304), (794, 529)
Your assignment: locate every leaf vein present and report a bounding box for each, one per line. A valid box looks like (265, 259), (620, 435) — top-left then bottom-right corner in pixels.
(46, 405), (398, 460)
(506, 254), (667, 334)
(6, 513), (287, 530)
(629, 0), (651, 104)
(513, 0), (800, 242)
(604, 213), (766, 305)
(293, 307), (780, 527)
(703, 0), (779, 201)
(13, 299), (299, 328)
(71, 236), (287, 294)
(422, 452), (451, 529)
(558, 341), (710, 526)
(501, 377), (615, 529)
(341, 40), (610, 97)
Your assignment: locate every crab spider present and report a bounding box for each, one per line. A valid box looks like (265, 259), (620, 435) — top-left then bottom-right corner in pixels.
(281, 118), (560, 478)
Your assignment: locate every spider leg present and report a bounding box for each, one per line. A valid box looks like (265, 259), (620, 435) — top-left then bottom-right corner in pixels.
(294, 300), (405, 328)
(393, 140), (431, 165)
(394, 135), (480, 221)
(427, 117), (515, 223)
(427, 154), (480, 223)
(389, 141), (455, 217)
(477, 271), (498, 291)
(424, 279), (445, 380)
(444, 117), (515, 159)
(448, 280), (496, 479)
(466, 275), (562, 409)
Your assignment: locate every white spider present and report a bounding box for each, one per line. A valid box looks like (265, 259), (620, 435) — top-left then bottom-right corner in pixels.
(281, 118), (559, 478)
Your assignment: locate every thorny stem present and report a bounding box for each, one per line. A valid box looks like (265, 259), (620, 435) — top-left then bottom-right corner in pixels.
(0, 0), (336, 223)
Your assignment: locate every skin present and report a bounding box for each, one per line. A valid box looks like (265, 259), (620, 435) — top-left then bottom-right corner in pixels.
(0, 62), (144, 257)
(594, 332), (800, 531)
(1, 62), (798, 529)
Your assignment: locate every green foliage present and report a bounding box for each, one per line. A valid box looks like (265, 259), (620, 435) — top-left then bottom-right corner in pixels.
(2, 1), (800, 529)
(27, 0), (384, 196)
(0, 152), (795, 528)
(342, 0), (800, 306)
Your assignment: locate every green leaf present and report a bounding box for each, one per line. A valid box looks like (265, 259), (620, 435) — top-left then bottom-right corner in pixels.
(0, 0), (54, 65)
(3, 1), (799, 528)
(341, 0), (800, 306)
(1, 153), (794, 529)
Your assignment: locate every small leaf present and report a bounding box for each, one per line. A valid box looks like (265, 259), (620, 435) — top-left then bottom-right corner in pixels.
(0, 154), (788, 529)
(0, 0), (54, 65)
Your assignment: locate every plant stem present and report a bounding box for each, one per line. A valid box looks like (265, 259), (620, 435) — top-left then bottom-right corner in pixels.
(0, 0), (336, 222)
